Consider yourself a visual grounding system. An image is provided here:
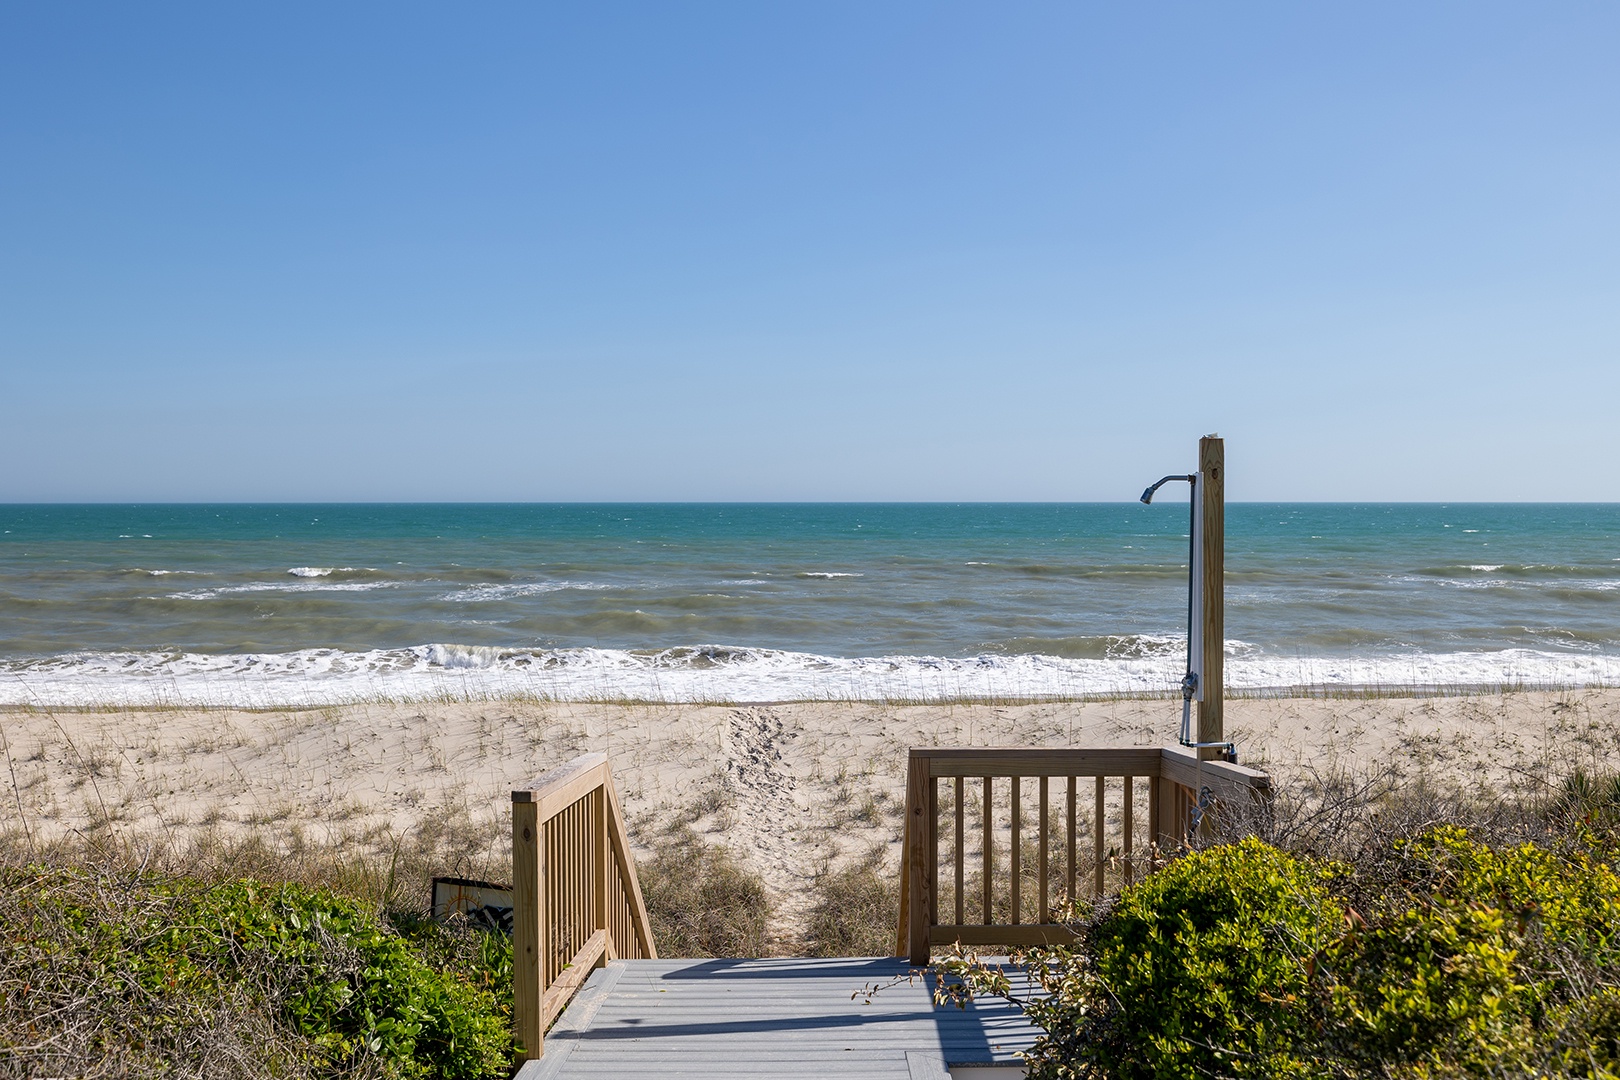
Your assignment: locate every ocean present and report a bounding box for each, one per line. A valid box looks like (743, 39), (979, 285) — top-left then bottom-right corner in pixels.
(1, 502), (1616, 706)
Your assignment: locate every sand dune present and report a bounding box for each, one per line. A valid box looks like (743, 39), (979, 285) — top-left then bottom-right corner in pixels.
(5, 690), (1618, 934)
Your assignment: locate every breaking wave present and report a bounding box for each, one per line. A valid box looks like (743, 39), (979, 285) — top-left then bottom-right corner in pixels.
(2, 643), (1617, 708)
(162, 581), (401, 600)
(438, 581), (614, 602)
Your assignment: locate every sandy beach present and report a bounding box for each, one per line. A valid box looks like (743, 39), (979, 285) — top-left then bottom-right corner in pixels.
(7, 689), (1620, 938)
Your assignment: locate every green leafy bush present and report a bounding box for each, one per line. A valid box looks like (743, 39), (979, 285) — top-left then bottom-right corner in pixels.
(945, 825), (1620, 1079)
(1, 866), (511, 1079)
(1085, 837), (1343, 1079)
(1396, 824), (1620, 972)
(1317, 825), (1620, 1075)
(1324, 899), (1526, 1072)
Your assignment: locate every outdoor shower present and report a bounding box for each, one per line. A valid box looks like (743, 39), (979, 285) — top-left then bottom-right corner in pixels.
(1140, 467), (1235, 762)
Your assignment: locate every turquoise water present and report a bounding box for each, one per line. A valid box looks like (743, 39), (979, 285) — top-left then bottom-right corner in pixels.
(1, 503), (1616, 704)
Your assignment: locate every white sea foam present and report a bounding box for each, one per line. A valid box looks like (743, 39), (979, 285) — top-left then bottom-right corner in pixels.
(2, 644), (1617, 708)
(796, 572), (863, 579)
(1101, 633), (1186, 660)
(439, 582), (612, 602)
(163, 581), (400, 600)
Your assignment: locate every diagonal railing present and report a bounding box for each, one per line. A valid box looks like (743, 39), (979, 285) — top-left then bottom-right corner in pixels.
(897, 746), (1272, 965)
(512, 752), (656, 1062)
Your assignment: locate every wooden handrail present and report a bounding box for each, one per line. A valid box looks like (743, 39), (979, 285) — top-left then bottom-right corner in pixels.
(512, 752), (656, 1061)
(897, 746), (1271, 965)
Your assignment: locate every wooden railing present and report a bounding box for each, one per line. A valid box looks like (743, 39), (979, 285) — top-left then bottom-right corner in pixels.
(512, 752), (656, 1061)
(897, 746), (1271, 964)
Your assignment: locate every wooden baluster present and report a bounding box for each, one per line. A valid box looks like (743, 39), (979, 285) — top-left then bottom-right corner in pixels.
(578, 800), (586, 950)
(540, 817), (549, 985)
(563, 810), (571, 973)
(1038, 775), (1049, 922)
(954, 777), (965, 927)
(1009, 775), (1021, 925)
(982, 777), (993, 926)
(564, 803), (573, 959)
(1093, 777), (1106, 897)
(595, 788), (610, 960)
(1066, 777), (1077, 904)
(568, 802), (576, 954)
(556, 816), (567, 982)
(584, 801), (592, 948)
(581, 801), (590, 950)
(567, 804), (576, 963)
(577, 801), (586, 950)
(1149, 774), (1162, 856)
(927, 776), (939, 937)
(1123, 776), (1135, 886)
(896, 785), (912, 959)
(559, 805), (569, 962)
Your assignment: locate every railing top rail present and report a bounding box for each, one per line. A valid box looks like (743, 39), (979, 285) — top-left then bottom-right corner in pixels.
(1158, 744), (1270, 795)
(912, 746), (1164, 778)
(908, 746), (1271, 795)
(512, 752), (610, 818)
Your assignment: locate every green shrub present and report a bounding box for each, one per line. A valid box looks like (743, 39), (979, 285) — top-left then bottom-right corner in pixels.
(1314, 825), (1620, 1074)
(948, 824), (1620, 1080)
(1538, 987), (1620, 1077)
(1084, 837), (1342, 1079)
(1324, 898), (1527, 1073)
(1397, 825), (1620, 972)
(1, 866), (511, 1079)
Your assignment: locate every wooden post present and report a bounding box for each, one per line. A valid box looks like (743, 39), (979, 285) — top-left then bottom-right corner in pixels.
(906, 753), (932, 965)
(1197, 435), (1224, 760)
(512, 799), (544, 1060)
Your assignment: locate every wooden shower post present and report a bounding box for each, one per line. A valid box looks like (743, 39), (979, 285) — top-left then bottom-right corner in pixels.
(1196, 435), (1224, 759)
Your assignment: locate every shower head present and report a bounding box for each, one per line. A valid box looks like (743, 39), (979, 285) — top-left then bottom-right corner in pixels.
(1140, 474), (1195, 505)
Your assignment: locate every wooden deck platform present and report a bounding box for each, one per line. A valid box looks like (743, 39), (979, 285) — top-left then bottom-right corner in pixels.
(515, 956), (1040, 1078)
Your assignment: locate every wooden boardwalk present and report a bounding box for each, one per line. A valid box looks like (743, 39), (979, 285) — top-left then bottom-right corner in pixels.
(515, 956), (1040, 1078)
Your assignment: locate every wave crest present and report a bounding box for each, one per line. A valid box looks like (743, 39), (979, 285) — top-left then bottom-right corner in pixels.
(2, 643), (1617, 707)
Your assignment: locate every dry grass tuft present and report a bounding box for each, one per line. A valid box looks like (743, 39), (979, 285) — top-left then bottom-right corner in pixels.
(801, 847), (899, 957)
(637, 826), (774, 958)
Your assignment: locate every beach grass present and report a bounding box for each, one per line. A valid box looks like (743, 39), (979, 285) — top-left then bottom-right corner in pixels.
(6, 676), (1614, 717)
(8, 687), (1620, 1075)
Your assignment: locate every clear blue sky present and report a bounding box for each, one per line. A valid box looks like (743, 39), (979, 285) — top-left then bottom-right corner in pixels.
(2, 3), (1616, 502)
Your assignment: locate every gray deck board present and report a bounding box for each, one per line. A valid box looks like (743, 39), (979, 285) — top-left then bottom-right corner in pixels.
(519, 956), (1040, 1078)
